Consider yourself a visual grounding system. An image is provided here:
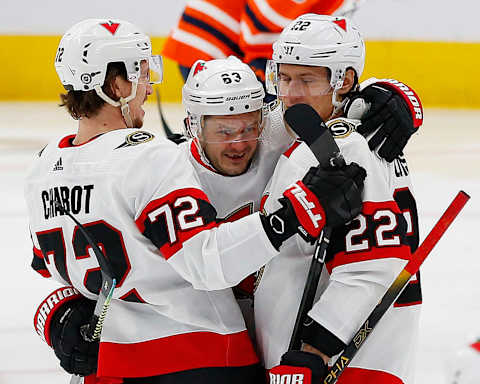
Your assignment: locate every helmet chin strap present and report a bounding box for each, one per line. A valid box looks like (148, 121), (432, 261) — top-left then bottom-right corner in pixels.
(329, 79), (347, 120)
(95, 81), (138, 128)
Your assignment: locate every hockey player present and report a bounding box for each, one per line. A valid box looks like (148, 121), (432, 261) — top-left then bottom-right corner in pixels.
(32, 34), (425, 382)
(258, 14), (422, 383)
(27, 19), (366, 384)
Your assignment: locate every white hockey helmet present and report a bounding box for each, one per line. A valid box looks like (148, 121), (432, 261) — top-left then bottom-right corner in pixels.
(266, 14), (365, 97)
(182, 56), (265, 142)
(446, 341), (480, 384)
(55, 19), (163, 125)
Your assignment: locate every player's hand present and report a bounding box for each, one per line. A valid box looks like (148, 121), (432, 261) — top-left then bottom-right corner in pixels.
(268, 351), (327, 384)
(300, 162), (366, 228)
(350, 81), (423, 162)
(260, 163), (365, 249)
(49, 296), (99, 376)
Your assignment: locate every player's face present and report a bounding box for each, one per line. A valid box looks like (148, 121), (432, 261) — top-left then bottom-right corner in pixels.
(278, 64), (334, 121)
(199, 111), (261, 176)
(118, 60), (154, 128)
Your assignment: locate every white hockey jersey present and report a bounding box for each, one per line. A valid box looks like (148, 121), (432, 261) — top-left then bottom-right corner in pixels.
(25, 128), (286, 379)
(255, 118), (421, 384)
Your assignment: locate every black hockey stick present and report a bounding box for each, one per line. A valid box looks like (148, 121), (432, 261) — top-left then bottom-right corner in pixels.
(54, 201), (116, 384)
(324, 190), (470, 383)
(284, 104), (344, 351)
(155, 87), (174, 137)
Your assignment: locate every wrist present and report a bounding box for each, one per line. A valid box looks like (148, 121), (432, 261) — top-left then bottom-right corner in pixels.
(260, 201), (298, 250)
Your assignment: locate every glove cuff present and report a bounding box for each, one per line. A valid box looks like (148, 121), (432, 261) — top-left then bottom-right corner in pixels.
(301, 316), (346, 358)
(33, 286), (82, 346)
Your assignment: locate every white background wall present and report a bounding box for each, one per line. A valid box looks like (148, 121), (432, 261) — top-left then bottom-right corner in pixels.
(2, 0), (480, 41)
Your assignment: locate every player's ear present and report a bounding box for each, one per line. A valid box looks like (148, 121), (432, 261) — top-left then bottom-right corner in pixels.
(110, 75), (131, 100)
(337, 69), (356, 96)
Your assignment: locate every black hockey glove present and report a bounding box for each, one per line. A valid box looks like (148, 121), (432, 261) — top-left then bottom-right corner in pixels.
(261, 162), (366, 249)
(350, 82), (421, 162)
(268, 351), (328, 384)
(167, 133), (188, 145)
(49, 297), (99, 376)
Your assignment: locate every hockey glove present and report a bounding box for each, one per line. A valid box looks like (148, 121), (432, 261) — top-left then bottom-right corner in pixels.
(269, 351), (328, 384)
(347, 79), (423, 162)
(34, 287), (99, 376)
(261, 162), (366, 249)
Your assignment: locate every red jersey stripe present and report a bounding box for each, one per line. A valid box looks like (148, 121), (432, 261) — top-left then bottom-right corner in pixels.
(327, 245), (411, 274)
(98, 330), (259, 378)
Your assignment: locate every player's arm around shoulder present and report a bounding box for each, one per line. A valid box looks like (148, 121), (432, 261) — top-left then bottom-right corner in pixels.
(128, 134), (282, 292)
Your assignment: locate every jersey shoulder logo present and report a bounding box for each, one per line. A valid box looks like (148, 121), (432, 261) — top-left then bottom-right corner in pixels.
(116, 131), (155, 149)
(266, 98), (280, 112)
(326, 118), (356, 139)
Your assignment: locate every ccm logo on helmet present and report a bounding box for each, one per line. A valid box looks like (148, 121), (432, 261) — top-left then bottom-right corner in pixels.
(270, 373), (305, 384)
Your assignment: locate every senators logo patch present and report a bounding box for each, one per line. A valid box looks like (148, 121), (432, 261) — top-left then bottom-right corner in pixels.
(116, 131), (155, 149)
(327, 118), (356, 138)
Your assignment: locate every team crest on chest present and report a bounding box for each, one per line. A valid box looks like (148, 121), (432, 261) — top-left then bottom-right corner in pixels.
(116, 131), (155, 149)
(327, 118), (356, 138)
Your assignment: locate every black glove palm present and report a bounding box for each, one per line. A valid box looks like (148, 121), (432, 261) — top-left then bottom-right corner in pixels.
(354, 84), (417, 162)
(49, 298), (99, 376)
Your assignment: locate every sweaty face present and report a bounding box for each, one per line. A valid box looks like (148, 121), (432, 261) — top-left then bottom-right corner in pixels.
(199, 111), (262, 176)
(278, 64), (334, 121)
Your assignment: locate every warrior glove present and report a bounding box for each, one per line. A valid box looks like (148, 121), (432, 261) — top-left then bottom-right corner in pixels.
(269, 351), (328, 384)
(348, 79), (423, 162)
(261, 162), (366, 250)
(34, 287), (99, 376)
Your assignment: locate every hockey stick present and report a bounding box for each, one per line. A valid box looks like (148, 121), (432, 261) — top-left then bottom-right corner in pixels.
(324, 190), (470, 384)
(155, 87), (174, 137)
(54, 201), (116, 384)
(284, 104), (344, 351)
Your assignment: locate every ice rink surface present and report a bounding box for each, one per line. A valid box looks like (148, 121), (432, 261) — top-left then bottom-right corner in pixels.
(0, 102), (478, 384)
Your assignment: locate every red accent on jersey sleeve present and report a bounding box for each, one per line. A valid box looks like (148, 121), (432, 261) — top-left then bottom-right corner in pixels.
(326, 200), (411, 273)
(135, 188), (217, 260)
(31, 246), (51, 278)
(336, 367), (404, 384)
(326, 244), (411, 274)
(98, 330), (259, 378)
(283, 140), (302, 158)
(362, 201), (401, 215)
